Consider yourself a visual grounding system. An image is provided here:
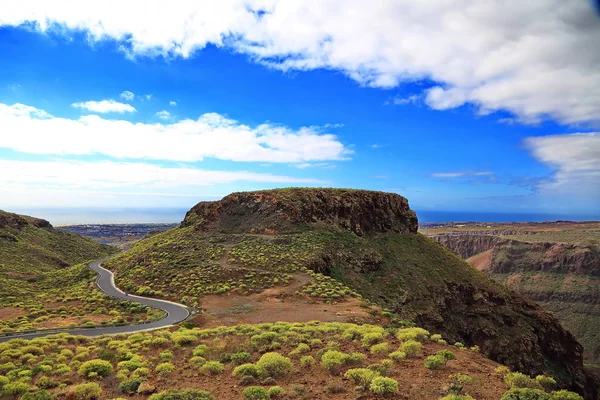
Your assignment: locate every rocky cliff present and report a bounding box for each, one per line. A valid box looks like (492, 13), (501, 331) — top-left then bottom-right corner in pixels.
(182, 188), (419, 236)
(432, 233), (600, 276)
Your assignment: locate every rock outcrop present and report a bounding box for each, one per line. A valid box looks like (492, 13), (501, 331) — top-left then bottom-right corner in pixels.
(182, 188), (418, 236)
(0, 210), (52, 231)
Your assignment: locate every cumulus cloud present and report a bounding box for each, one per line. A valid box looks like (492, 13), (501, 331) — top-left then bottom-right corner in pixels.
(156, 110), (171, 120)
(72, 99), (136, 113)
(0, 159), (323, 190)
(524, 133), (600, 195)
(169, 101), (177, 106)
(1, 1), (599, 125)
(120, 90), (135, 101)
(0, 103), (350, 163)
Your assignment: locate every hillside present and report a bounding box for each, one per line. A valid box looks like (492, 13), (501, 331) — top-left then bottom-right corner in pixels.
(104, 189), (597, 398)
(427, 226), (600, 367)
(1, 321), (579, 400)
(0, 210), (161, 332)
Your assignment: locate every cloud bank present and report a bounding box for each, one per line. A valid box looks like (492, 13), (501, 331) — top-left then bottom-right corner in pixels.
(2, 0), (599, 125)
(0, 103), (350, 163)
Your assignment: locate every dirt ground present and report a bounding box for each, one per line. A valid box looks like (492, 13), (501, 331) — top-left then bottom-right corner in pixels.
(0, 306), (27, 320)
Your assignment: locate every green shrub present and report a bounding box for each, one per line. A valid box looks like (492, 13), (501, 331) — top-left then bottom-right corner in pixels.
(535, 375), (556, 391)
(320, 350), (348, 374)
(118, 377), (146, 394)
(159, 350), (173, 361)
(361, 332), (384, 347)
(440, 395), (475, 400)
(448, 373), (473, 395)
(3, 381), (30, 396)
(401, 340), (421, 357)
(496, 366), (510, 376)
(233, 363), (260, 378)
(396, 327), (429, 342)
(300, 355), (314, 368)
(550, 390), (583, 400)
(36, 376), (58, 389)
(370, 377), (399, 396)
(424, 355), (445, 370)
(425, 351), (456, 370)
(289, 343), (310, 357)
(268, 386), (285, 398)
(370, 343), (390, 355)
(454, 342), (465, 349)
(148, 389), (215, 400)
(437, 350), (456, 361)
(256, 352), (292, 378)
(505, 372), (543, 390)
(78, 359), (113, 379)
(501, 388), (551, 400)
(0, 375), (10, 388)
(190, 356), (207, 366)
(156, 362), (175, 376)
(199, 361), (224, 375)
(231, 352), (252, 365)
(242, 386), (269, 400)
(388, 351), (406, 362)
(344, 368), (380, 387)
(21, 390), (54, 400)
(69, 382), (103, 400)
(192, 344), (208, 357)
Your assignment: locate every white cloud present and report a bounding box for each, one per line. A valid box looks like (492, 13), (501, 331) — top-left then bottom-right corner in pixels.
(156, 110), (171, 120)
(370, 144), (388, 149)
(169, 101), (177, 106)
(524, 133), (600, 196)
(0, 160), (325, 207)
(72, 99), (136, 113)
(0, 159), (323, 189)
(0, 103), (350, 163)
(431, 171), (494, 178)
(120, 90), (135, 101)
(2, 1), (598, 125)
(143, 94), (153, 101)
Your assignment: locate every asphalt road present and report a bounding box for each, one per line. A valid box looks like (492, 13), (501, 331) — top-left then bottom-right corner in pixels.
(0, 257), (190, 342)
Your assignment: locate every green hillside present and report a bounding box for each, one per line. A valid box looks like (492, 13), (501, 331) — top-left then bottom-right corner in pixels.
(103, 189), (595, 398)
(0, 210), (162, 332)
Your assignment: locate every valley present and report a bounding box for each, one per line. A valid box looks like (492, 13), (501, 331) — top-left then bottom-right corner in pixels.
(0, 191), (596, 399)
(421, 222), (600, 366)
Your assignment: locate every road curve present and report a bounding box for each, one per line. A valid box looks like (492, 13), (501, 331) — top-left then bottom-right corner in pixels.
(0, 257), (190, 342)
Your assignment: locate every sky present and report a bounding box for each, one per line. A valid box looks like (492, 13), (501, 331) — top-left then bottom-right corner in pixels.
(0, 1), (599, 223)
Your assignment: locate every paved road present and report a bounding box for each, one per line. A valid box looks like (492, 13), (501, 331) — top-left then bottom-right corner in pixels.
(0, 257), (190, 342)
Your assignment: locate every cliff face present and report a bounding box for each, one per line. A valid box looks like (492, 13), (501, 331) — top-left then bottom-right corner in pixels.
(182, 188), (419, 236)
(431, 234), (600, 276)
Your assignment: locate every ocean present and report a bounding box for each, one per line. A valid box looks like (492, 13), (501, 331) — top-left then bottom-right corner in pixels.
(8, 207), (599, 225)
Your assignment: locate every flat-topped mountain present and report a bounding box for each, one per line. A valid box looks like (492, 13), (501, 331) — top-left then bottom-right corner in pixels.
(182, 188), (419, 236)
(104, 189), (596, 398)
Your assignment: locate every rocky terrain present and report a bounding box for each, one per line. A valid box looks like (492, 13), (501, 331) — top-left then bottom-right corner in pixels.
(424, 223), (600, 370)
(104, 189), (597, 398)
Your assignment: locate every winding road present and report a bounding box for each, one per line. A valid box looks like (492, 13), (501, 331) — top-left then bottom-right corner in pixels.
(0, 257), (190, 342)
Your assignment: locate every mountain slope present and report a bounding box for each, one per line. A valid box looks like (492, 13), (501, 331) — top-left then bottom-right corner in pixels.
(104, 189), (596, 398)
(0, 210), (160, 331)
(431, 231), (600, 365)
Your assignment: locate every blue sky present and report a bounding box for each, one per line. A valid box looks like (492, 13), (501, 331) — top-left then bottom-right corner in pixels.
(0, 1), (599, 222)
